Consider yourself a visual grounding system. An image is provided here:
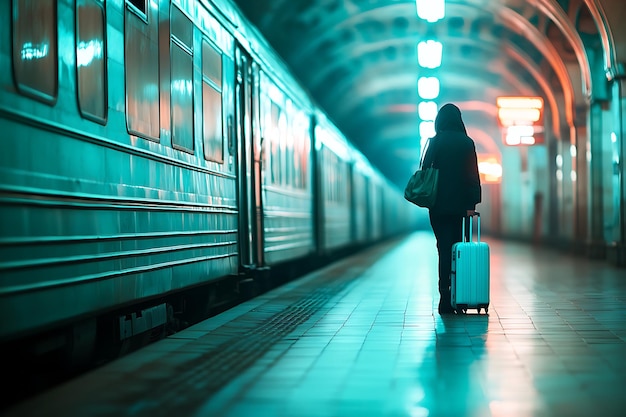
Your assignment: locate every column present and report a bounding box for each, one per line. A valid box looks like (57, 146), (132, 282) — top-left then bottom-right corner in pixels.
(586, 101), (606, 258)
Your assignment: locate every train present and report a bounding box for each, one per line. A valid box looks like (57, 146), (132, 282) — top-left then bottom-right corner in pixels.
(0, 0), (423, 373)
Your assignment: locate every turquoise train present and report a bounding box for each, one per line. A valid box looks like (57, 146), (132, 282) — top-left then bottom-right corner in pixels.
(0, 0), (421, 367)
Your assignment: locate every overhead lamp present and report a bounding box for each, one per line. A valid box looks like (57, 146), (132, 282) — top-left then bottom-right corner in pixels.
(416, 0), (445, 23)
(417, 40), (442, 69)
(418, 101), (438, 121)
(419, 120), (436, 139)
(418, 77), (440, 100)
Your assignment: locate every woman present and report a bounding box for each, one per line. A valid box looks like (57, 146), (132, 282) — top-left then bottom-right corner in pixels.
(421, 103), (482, 315)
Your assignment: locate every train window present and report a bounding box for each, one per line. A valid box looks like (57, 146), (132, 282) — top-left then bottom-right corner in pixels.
(285, 112), (294, 187)
(270, 102), (282, 185)
(76, 0), (107, 123)
(293, 126), (302, 189)
(327, 150), (339, 202)
(12, 0), (58, 103)
(126, 0), (147, 20)
(171, 5), (192, 49)
(279, 111), (288, 185)
(323, 148), (346, 203)
(273, 103), (288, 185)
(281, 117), (289, 186)
(293, 114), (310, 189)
(202, 40), (223, 163)
(170, 6), (194, 153)
(125, 0), (159, 139)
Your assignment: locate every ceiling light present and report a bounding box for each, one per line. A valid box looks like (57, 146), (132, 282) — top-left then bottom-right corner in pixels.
(416, 0), (445, 23)
(418, 101), (438, 121)
(420, 121), (435, 139)
(417, 40), (442, 69)
(418, 77), (440, 100)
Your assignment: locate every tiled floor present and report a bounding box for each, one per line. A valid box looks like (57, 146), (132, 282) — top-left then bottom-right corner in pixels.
(5, 232), (626, 417)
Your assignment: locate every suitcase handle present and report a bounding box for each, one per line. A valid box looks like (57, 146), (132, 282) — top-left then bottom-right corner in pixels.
(462, 212), (480, 243)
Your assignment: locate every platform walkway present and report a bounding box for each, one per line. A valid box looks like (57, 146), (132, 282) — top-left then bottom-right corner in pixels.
(5, 231), (626, 417)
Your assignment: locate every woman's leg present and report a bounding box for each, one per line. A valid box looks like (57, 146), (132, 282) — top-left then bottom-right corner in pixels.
(429, 213), (463, 312)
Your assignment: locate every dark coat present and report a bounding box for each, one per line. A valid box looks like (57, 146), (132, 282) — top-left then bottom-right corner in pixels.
(421, 104), (481, 216)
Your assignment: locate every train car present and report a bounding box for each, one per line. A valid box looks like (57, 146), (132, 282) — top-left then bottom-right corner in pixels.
(313, 111), (355, 254)
(0, 0), (414, 376)
(0, 0), (254, 354)
(350, 151), (374, 246)
(254, 68), (316, 267)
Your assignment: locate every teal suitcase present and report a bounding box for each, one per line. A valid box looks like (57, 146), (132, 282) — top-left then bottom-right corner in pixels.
(451, 213), (490, 314)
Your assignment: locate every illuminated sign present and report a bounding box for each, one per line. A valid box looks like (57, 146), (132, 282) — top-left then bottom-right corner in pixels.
(505, 125), (535, 146)
(496, 96), (543, 126)
(496, 96), (544, 146)
(477, 155), (502, 183)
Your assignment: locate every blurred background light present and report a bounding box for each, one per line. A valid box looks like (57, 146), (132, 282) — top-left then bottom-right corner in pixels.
(505, 125), (535, 145)
(477, 155), (503, 183)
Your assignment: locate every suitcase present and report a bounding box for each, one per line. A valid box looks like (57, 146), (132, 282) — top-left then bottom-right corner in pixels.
(451, 213), (490, 314)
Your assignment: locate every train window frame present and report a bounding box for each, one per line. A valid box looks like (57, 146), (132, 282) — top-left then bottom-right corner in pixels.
(292, 112), (310, 190)
(201, 38), (224, 164)
(323, 146), (346, 203)
(285, 102), (295, 188)
(125, 0), (147, 23)
(270, 101), (285, 186)
(124, 0), (160, 141)
(11, 0), (59, 104)
(76, 0), (108, 124)
(170, 5), (194, 154)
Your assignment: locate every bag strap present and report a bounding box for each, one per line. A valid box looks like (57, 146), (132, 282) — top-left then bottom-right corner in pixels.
(419, 138), (435, 169)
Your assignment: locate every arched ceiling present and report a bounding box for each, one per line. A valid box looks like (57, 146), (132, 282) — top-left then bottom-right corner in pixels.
(231, 0), (622, 188)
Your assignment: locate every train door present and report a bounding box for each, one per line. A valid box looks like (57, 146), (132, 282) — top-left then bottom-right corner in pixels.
(235, 46), (264, 269)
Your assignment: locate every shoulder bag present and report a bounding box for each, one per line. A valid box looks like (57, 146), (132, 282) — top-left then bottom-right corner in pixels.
(404, 139), (439, 208)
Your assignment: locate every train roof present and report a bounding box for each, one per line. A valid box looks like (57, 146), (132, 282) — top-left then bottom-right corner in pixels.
(199, 0), (314, 112)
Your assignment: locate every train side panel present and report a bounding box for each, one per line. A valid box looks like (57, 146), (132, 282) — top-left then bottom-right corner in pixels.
(0, 0), (415, 351)
(0, 0), (240, 342)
